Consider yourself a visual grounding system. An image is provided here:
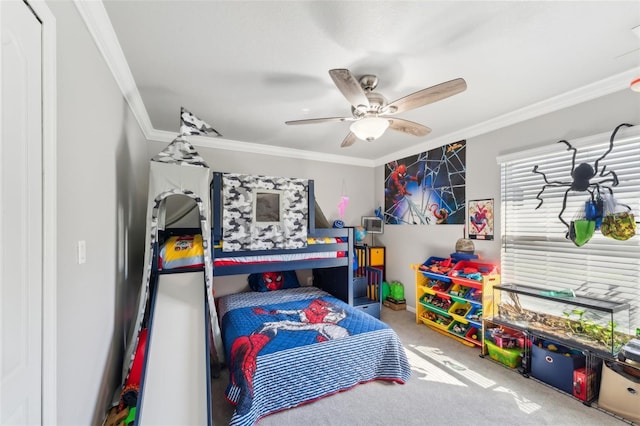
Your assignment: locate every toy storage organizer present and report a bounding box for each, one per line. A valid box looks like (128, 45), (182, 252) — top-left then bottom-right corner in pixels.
(413, 256), (500, 348)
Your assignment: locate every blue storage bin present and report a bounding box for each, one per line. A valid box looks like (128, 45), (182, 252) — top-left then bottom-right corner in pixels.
(419, 256), (454, 281)
(531, 340), (585, 394)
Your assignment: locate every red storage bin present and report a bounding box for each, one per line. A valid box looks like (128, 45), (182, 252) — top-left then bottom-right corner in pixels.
(573, 367), (598, 402)
(448, 260), (497, 287)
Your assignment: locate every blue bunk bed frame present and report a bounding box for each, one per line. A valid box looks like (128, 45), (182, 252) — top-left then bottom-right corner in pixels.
(210, 172), (379, 311)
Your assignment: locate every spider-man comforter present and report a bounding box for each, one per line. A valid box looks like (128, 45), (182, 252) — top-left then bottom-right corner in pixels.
(218, 287), (411, 426)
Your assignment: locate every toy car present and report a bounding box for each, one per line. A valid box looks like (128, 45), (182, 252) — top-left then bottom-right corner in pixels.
(618, 338), (640, 364)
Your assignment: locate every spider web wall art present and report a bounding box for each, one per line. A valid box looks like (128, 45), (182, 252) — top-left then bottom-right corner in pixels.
(384, 140), (466, 225)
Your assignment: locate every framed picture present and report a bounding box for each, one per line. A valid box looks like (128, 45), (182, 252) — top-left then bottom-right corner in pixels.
(362, 216), (384, 234)
(468, 198), (494, 240)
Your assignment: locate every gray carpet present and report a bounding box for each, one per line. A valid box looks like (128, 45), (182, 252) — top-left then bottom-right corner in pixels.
(211, 307), (633, 426)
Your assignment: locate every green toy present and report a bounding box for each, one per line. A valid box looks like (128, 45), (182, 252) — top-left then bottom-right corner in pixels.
(381, 282), (390, 300)
(124, 407), (136, 425)
(390, 281), (405, 300)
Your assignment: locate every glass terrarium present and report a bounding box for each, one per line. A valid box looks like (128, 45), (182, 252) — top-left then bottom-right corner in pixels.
(490, 283), (632, 357)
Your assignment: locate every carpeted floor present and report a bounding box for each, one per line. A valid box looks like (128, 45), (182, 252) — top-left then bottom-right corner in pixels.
(211, 307), (634, 426)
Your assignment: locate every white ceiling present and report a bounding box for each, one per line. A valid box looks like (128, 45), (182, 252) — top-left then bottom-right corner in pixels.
(94, 1), (640, 166)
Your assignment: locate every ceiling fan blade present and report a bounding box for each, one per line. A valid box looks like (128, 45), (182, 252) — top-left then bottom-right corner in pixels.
(388, 118), (432, 137)
(385, 78), (467, 114)
(329, 69), (370, 108)
(285, 116), (353, 125)
(340, 132), (357, 148)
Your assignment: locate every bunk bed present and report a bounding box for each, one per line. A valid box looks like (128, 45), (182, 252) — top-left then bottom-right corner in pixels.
(156, 172), (411, 425)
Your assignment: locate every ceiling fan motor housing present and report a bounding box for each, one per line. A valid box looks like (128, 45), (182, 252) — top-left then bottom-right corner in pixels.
(359, 74), (379, 91)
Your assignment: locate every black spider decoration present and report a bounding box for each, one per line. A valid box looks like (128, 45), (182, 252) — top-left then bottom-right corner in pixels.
(532, 123), (633, 237)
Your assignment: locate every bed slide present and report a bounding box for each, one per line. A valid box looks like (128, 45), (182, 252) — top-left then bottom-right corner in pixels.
(137, 271), (211, 425)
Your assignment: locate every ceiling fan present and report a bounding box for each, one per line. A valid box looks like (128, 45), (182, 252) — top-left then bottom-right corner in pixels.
(285, 68), (467, 147)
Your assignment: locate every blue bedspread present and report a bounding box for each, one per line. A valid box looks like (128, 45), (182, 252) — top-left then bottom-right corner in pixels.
(218, 287), (411, 426)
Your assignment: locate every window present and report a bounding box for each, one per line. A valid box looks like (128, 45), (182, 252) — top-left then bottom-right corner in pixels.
(254, 190), (283, 224)
(498, 125), (640, 332)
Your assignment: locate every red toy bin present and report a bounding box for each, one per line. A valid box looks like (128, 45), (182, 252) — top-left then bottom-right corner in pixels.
(465, 326), (481, 344)
(419, 256), (456, 280)
(447, 260), (498, 287)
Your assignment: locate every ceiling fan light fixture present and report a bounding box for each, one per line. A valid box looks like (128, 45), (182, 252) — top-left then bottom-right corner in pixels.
(350, 116), (389, 141)
(631, 77), (640, 92)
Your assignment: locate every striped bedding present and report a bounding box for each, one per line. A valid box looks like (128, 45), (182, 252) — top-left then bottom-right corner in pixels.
(213, 250), (345, 267)
(218, 287), (411, 426)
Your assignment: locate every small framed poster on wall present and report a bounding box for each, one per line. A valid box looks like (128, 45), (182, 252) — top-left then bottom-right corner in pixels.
(468, 198), (494, 240)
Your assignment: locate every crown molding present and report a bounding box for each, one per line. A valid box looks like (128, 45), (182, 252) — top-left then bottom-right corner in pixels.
(374, 67), (640, 167)
(76, 1), (639, 169)
(74, 0), (153, 139)
(147, 128), (376, 167)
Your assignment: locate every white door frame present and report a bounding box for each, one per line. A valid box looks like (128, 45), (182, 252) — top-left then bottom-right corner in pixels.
(9, 0), (58, 423)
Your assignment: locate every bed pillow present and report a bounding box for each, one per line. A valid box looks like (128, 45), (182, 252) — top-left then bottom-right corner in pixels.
(248, 270), (300, 292)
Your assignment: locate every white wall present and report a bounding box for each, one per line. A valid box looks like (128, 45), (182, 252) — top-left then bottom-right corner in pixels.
(47, 1), (149, 424)
(377, 89), (640, 311)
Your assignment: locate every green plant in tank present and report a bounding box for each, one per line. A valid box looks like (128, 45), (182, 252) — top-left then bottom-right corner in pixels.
(563, 309), (587, 334)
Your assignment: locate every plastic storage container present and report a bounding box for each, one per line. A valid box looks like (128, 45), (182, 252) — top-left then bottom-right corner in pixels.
(448, 260), (497, 287)
(485, 340), (522, 368)
(598, 360), (640, 423)
(419, 256), (456, 281)
(449, 321), (470, 337)
(449, 301), (472, 318)
(465, 326), (481, 344)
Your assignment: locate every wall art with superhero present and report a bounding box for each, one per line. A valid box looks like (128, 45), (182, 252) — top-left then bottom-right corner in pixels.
(384, 140), (466, 225)
(468, 198), (494, 240)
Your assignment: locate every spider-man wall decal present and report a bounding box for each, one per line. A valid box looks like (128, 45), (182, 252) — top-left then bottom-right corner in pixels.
(532, 123), (633, 239)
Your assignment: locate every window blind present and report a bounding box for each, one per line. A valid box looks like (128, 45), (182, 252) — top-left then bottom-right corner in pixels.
(499, 125), (640, 333)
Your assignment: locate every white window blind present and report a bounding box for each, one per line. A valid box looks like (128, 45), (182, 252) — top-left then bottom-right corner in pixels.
(499, 124), (640, 333)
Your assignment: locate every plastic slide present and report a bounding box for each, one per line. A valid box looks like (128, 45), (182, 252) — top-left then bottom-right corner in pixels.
(136, 271), (211, 425)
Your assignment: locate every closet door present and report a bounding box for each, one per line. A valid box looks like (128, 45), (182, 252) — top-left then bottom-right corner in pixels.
(0, 0), (44, 424)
